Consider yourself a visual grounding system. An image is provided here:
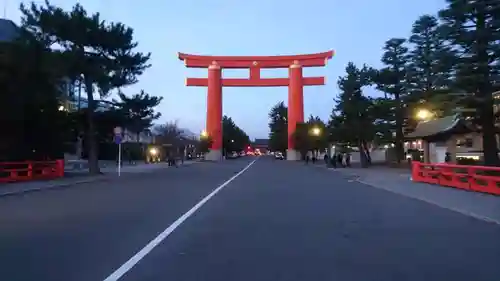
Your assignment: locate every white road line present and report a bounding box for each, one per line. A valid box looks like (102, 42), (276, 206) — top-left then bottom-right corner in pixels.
(103, 159), (257, 281)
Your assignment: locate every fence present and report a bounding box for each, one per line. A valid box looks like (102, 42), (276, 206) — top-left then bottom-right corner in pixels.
(411, 161), (500, 195)
(0, 160), (64, 183)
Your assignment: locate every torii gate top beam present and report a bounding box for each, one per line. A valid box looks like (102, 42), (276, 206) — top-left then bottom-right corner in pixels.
(178, 50), (334, 69)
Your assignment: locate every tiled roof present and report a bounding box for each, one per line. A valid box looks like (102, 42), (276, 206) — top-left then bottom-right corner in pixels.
(0, 19), (19, 42)
(253, 139), (269, 145)
(405, 115), (462, 138)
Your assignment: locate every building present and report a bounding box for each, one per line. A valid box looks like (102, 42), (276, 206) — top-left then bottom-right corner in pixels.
(0, 19), (19, 42)
(253, 139), (269, 153)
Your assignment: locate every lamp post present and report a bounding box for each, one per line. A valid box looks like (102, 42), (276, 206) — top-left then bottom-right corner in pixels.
(310, 127), (321, 136)
(200, 130), (208, 139)
(416, 108), (432, 121)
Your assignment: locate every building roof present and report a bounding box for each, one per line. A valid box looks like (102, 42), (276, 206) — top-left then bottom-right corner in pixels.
(0, 19), (19, 42)
(253, 139), (269, 146)
(405, 114), (474, 139)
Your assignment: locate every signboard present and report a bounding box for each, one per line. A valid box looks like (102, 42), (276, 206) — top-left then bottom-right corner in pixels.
(114, 127), (122, 144)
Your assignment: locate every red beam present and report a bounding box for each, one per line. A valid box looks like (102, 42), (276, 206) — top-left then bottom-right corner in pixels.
(179, 51), (334, 69)
(186, 77), (325, 87)
(184, 58), (328, 69)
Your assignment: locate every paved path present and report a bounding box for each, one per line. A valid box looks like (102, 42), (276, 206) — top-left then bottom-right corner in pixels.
(0, 157), (499, 281)
(329, 165), (500, 224)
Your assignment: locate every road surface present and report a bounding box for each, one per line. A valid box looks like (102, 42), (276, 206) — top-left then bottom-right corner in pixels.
(0, 157), (499, 281)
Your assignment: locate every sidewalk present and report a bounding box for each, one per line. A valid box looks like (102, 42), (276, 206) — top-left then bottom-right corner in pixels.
(329, 165), (500, 224)
(0, 161), (198, 197)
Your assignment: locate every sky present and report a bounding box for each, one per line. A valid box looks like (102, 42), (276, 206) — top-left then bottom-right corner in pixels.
(5, 0), (446, 139)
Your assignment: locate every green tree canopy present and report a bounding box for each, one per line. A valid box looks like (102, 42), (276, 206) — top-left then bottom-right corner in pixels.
(222, 116), (250, 153)
(306, 115), (328, 153)
(438, 0), (500, 165)
(20, 1), (151, 173)
(0, 32), (68, 161)
(330, 62), (374, 167)
(407, 14), (456, 116)
(268, 101), (288, 153)
(375, 38), (410, 161)
(115, 90), (163, 142)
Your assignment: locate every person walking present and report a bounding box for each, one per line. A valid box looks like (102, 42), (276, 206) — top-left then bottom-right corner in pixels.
(337, 153), (344, 168)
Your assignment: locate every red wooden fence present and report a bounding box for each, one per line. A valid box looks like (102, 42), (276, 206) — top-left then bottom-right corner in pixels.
(0, 160), (64, 183)
(412, 161), (500, 195)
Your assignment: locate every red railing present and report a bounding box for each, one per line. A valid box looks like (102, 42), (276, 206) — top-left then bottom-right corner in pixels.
(412, 161), (500, 195)
(0, 160), (64, 183)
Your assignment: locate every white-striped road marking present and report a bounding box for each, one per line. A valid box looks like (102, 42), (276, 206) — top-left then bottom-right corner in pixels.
(103, 159), (257, 281)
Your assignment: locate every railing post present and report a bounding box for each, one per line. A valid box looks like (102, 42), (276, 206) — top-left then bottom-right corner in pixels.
(411, 161), (419, 181)
(55, 159), (64, 178)
(27, 162), (33, 179)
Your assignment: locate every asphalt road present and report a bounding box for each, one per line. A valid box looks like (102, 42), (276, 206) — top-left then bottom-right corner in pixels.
(0, 157), (499, 281)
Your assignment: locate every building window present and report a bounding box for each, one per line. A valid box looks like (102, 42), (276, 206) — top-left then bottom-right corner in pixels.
(464, 138), (473, 148)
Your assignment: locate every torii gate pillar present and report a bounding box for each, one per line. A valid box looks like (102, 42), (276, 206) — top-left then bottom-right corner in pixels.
(287, 62), (305, 160)
(206, 63), (223, 161)
(178, 51), (334, 161)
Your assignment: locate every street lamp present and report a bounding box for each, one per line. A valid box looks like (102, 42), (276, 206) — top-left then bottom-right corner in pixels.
(310, 127), (321, 136)
(200, 130), (208, 138)
(149, 147), (158, 156)
(416, 109), (432, 121)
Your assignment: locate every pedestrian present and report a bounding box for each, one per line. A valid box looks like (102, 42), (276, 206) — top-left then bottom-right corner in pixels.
(345, 153), (351, 167)
(305, 155), (310, 164)
(337, 153), (343, 168)
(444, 152), (451, 163)
(331, 154), (337, 168)
(312, 154), (316, 164)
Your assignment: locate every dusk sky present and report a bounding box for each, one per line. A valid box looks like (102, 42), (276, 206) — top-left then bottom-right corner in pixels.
(7, 0), (446, 139)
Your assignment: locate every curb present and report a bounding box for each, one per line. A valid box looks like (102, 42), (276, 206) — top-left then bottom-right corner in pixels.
(0, 162), (201, 198)
(0, 176), (109, 198)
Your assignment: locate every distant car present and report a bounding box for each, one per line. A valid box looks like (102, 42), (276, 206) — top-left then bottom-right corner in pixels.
(239, 151), (246, 157)
(275, 152), (285, 160)
(226, 151), (239, 159)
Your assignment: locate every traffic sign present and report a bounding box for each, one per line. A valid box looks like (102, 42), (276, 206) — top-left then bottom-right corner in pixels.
(114, 126), (122, 135)
(114, 135), (122, 144)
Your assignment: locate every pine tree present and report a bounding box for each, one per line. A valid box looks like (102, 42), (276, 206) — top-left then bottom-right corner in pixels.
(334, 62), (374, 167)
(407, 15), (456, 116)
(268, 101), (288, 153)
(115, 90), (163, 143)
(376, 38), (410, 162)
(20, 2), (151, 173)
(439, 0), (500, 165)
(306, 115), (328, 155)
(222, 116), (250, 153)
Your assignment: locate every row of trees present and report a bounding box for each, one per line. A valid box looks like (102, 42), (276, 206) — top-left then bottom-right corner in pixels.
(268, 102), (328, 158)
(268, 0), (500, 167)
(0, 1), (166, 173)
(222, 116), (251, 153)
(331, 0), (500, 166)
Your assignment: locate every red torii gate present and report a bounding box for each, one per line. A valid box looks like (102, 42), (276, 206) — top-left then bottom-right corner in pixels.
(178, 51), (334, 161)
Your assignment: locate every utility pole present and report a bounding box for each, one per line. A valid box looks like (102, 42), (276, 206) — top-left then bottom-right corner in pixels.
(3, 0), (7, 18)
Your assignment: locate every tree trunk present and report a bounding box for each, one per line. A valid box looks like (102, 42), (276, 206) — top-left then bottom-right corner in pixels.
(358, 144), (368, 168)
(362, 140), (372, 165)
(85, 81), (101, 174)
(394, 93), (404, 163)
(476, 6), (499, 166)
